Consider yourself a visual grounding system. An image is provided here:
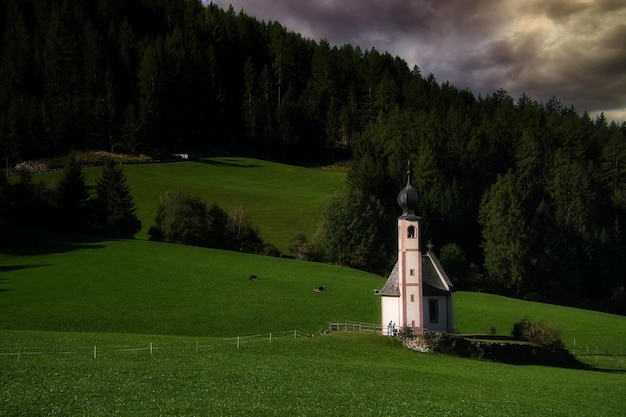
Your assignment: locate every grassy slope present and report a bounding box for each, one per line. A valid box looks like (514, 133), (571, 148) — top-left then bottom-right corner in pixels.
(455, 292), (626, 353)
(0, 231), (383, 336)
(2, 232), (625, 351)
(1, 237), (625, 416)
(3, 158), (625, 415)
(36, 157), (347, 253)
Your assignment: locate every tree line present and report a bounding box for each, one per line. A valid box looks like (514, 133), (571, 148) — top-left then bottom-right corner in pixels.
(1, 0), (407, 163)
(0, 154), (140, 239)
(316, 93), (626, 315)
(1, 0), (626, 314)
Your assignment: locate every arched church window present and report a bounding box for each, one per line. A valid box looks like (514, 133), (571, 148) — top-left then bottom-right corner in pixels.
(407, 225), (416, 239)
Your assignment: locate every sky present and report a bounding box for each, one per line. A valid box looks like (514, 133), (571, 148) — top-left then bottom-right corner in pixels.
(210, 0), (626, 124)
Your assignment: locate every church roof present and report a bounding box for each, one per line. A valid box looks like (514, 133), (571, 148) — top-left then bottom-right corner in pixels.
(378, 251), (455, 297)
(423, 251), (455, 295)
(379, 261), (400, 296)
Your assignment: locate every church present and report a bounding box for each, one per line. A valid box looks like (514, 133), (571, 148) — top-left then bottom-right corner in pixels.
(378, 163), (455, 335)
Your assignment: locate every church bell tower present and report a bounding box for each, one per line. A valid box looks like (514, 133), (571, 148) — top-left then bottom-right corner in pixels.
(396, 161), (423, 335)
(379, 161), (424, 336)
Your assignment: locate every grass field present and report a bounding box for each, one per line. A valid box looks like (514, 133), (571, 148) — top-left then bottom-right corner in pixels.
(32, 157), (347, 253)
(1, 330), (624, 416)
(2, 158), (625, 415)
(0, 229), (382, 337)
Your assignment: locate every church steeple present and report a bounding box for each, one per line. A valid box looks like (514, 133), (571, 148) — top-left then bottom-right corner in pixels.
(397, 160), (419, 217)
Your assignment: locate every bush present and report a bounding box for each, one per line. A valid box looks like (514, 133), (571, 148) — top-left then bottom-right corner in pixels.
(227, 205), (264, 254)
(512, 317), (563, 348)
(151, 190), (209, 246)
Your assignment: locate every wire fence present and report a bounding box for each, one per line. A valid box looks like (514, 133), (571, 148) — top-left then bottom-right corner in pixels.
(0, 330), (312, 360)
(224, 330), (311, 347)
(568, 339), (626, 368)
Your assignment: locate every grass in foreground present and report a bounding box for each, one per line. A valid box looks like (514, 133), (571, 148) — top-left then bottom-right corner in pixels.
(0, 331), (624, 416)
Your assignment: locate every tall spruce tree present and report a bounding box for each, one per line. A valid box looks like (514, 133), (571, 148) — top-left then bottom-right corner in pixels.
(56, 152), (89, 228)
(93, 159), (140, 237)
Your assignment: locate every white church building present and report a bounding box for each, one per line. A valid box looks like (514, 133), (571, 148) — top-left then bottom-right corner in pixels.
(379, 164), (455, 335)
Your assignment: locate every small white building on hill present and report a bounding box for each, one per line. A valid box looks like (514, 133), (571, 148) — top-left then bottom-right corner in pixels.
(379, 163), (455, 335)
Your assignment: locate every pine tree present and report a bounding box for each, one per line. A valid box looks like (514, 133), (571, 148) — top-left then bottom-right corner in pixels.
(478, 171), (529, 295)
(93, 159), (140, 236)
(56, 152), (89, 228)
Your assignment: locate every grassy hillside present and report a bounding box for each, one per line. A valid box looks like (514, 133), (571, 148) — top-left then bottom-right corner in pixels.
(2, 231), (625, 352)
(35, 157), (347, 253)
(3, 159), (625, 416)
(455, 292), (626, 354)
(2, 234), (625, 415)
(0, 230), (383, 336)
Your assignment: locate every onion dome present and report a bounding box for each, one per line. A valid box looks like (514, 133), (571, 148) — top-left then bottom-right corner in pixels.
(397, 161), (418, 217)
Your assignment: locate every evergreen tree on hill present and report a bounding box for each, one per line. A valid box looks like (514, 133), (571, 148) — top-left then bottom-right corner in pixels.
(93, 159), (140, 237)
(56, 152), (89, 229)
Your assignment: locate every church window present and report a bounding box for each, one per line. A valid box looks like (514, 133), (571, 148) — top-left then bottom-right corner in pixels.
(429, 299), (439, 323)
(407, 225), (416, 238)
(410, 269), (415, 276)
(410, 294), (415, 302)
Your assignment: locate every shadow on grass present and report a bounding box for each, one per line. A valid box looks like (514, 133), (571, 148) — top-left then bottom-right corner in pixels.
(1, 228), (109, 256)
(0, 264), (52, 273)
(573, 362), (626, 374)
(193, 158), (260, 168)
(0, 266), (53, 292)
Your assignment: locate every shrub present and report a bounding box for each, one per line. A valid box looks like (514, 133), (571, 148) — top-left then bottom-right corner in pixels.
(227, 205), (264, 254)
(151, 190), (209, 246)
(512, 317), (563, 348)
(397, 326), (414, 340)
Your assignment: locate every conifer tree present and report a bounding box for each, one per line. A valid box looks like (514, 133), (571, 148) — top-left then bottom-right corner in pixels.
(56, 152), (89, 228)
(93, 159), (140, 237)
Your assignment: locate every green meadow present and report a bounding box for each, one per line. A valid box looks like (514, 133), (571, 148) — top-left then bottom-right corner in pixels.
(34, 157), (347, 253)
(1, 158), (625, 416)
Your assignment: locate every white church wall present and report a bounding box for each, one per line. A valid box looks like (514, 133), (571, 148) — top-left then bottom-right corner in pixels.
(381, 297), (400, 336)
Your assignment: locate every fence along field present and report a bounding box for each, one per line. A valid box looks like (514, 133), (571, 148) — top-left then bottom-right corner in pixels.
(0, 327), (373, 361)
(0, 330), (310, 360)
(4, 324), (623, 371)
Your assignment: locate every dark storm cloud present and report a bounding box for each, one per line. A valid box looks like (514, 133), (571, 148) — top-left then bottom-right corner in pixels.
(212, 0), (626, 122)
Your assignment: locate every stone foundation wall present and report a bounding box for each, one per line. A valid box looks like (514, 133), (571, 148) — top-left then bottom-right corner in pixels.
(401, 332), (576, 366)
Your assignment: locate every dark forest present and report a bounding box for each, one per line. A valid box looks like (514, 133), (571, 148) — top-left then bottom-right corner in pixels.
(1, 0), (626, 314)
